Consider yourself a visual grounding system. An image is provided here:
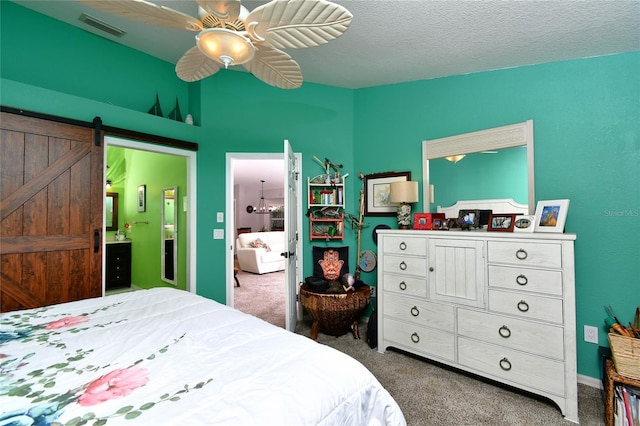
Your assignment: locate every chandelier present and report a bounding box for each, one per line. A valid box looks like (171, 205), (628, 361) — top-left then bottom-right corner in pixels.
(255, 180), (269, 214)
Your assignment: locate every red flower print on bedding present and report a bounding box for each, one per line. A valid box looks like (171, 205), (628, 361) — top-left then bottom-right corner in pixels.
(45, 316), (90, 330)
(78, 366), (150, 406)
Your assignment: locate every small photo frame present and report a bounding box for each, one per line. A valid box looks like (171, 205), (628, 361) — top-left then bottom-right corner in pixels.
(534, 199), (570, 233)
(413, 213), (446, 230)
(487, 214), (516, 232)
(432, 218), (446, 230)
(457, 209), (480, 229)
(137, 184), (146, 213)
(363, 171), (411, 216)
(513, 215), (535, 233)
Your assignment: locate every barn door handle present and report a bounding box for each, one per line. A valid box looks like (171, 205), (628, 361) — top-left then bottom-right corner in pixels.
(93, 229), (100, 253)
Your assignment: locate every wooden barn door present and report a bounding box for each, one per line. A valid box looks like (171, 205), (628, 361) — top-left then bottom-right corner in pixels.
(1, 112), (103, 312)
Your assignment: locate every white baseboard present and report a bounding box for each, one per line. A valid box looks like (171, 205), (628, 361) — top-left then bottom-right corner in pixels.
(578, 374), (602, 389)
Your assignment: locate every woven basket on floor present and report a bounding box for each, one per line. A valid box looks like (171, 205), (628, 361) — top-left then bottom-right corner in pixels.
(608, 333), (640, 380)
(300, 284), (370, 335)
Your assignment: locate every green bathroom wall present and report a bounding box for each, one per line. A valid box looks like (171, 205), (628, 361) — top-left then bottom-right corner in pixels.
(1, 1), (638, 381)
(120, 148), (188, 290)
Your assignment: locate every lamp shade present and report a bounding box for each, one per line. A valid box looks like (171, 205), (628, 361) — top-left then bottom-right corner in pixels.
(390, 181), (419, 204)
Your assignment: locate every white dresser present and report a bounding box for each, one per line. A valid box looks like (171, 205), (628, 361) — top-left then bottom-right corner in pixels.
(377, 230), (578, 423)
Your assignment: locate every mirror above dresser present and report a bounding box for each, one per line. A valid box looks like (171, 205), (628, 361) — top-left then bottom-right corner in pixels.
(422, 120), (535, 214)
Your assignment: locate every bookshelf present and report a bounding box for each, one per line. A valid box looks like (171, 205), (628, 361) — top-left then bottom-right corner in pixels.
(308, 175), (346, 240)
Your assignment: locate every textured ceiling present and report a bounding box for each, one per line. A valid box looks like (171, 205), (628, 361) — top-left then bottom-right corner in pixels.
(13, 0), (640, 89)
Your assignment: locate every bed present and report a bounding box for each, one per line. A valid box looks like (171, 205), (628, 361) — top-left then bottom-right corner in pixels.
(1, 288), (406, 425)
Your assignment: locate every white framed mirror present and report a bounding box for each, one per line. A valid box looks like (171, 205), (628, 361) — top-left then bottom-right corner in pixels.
(161, 186), (178, 285)
(422, 120), (535, 214)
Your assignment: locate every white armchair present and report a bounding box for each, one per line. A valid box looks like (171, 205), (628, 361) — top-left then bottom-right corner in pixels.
(235, 231), (286, 274)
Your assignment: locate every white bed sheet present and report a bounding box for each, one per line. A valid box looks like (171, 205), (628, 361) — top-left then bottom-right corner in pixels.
(1, 288), (406, 426)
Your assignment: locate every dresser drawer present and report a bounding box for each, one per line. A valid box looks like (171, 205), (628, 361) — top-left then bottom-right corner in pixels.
(383, 318), (455, 361)
(488, 241), (561, 268)
(488, 265), (563, 296)
(383, 293), (455, 332)
(458, 337), (565, 397)
(488, 290), (563, 324)
(381, 236), (427, 256)
(382, 254), (427, 277)
(382, 273), (427, 298)
(458, 309), (564, 359)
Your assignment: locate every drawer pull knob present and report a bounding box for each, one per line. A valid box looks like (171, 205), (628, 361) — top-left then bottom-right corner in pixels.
(516, 274), (528, 286)
(517, 300), (530, 312)
(411, 332), (420, 343)
(410, 306), (420, 317)
(499, 357), (512, 371)
(399, 241), (407, 251)
(515, 249), (528, 260)
(399, 261), (407, 271)
(498, 325), (511, 338)
(399, 281), (407, 291)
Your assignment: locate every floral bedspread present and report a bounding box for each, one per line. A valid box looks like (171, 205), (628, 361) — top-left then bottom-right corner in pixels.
(1, 288), (406, 425)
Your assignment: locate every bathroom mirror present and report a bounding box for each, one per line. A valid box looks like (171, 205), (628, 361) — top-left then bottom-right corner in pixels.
(422, 120), (535, 214)
(105, 192), (118, 231)
(161, 187), (178, 285)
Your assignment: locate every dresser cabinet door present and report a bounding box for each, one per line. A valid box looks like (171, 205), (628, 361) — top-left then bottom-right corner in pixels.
(429, 239), (485, 307)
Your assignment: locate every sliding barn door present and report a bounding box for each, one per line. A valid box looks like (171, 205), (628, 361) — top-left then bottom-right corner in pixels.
(0, 112), (103, 312)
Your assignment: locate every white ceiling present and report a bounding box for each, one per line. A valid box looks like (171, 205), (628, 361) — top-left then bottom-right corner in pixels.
(13, 0), (640, 89)
(233, 159), (284, 190)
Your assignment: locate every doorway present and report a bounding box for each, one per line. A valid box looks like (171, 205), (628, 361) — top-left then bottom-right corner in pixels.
(104, 136), (197, 293)
(226, 152), (303, 327)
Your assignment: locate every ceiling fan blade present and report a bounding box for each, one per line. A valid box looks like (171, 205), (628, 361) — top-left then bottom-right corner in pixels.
(196, 0), (241, 22)
(176, 46), (222, 82)
(244, 46), (302, 89)
(77, 0), (203, 31)
(245, 0), (352, 49)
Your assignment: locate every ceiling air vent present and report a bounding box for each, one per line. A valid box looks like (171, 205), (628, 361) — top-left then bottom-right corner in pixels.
(79, 13), (126, 38)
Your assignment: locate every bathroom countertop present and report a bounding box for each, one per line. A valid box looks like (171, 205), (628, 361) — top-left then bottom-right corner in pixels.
(106, 239), (132, 244)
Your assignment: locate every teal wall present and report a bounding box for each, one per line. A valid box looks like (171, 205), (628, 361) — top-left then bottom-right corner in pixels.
(1, 2), (638, 381)
(353, 53), (640, 380)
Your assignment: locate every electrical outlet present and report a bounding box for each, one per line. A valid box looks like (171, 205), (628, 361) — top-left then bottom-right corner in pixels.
(370, 287), (376, 297)
(584, 325), (599, 344)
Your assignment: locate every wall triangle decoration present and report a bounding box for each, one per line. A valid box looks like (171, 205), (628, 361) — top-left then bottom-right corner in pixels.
(147, 92), (163, 116)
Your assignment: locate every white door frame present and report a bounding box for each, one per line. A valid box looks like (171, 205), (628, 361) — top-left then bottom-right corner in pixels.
(104, 136), (198, 294)
(225, 152), (303, 310)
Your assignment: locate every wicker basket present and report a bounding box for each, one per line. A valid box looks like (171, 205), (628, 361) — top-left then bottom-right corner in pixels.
(608, 333), (640, 380)
(300, 284), (370, 336)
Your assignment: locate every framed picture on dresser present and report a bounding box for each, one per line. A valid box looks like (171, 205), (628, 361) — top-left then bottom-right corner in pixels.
(487, 213), (516, 232)
(534, 199), (570, 233)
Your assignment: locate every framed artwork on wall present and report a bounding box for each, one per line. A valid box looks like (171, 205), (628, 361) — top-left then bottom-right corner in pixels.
(363, 171), (411, 216)
(534, 199), (570, 233)
(137, 184), (146, 213)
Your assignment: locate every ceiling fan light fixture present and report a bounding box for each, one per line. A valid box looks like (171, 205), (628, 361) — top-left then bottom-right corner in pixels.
(196, 28), (255, 68)
(445, 154), (466, 163)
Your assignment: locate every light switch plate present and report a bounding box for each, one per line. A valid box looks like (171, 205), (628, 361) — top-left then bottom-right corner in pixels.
(216, 212), (224, 222)
(213, 229), (224, 239)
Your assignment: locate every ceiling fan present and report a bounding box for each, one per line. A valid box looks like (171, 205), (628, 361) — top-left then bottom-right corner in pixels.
(77, 0), (353, 89)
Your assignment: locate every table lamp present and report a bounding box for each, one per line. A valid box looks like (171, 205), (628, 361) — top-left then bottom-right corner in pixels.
(390, 181), (419, 229)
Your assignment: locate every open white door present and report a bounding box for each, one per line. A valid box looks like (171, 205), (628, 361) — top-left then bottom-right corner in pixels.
(283, 140), (299, 331)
